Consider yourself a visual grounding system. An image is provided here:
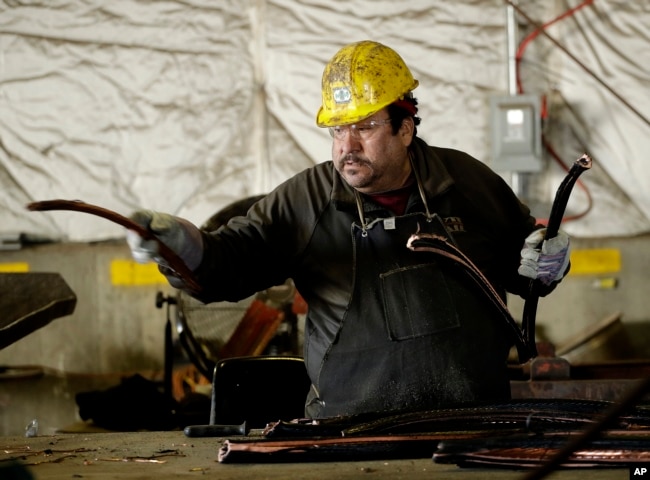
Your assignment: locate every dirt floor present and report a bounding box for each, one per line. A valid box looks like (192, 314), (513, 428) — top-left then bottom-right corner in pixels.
(0, 368), (643, 480)
(0, 430), (634, 480)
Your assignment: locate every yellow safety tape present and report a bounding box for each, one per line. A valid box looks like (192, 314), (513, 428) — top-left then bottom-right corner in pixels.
(110, 259), (168, 285)
(569, 248), (621, 275)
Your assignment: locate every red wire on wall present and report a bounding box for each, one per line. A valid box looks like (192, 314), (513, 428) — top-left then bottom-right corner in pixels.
(514, 0), (595, 225)
(515, 0), (595, 96)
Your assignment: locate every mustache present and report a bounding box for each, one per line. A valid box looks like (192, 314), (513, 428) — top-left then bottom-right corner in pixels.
(338, 154), (368, 165)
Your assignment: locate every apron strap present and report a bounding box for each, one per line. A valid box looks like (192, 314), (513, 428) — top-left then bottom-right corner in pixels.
(409, 152), (434, 222)
(353, 190), (369, 237)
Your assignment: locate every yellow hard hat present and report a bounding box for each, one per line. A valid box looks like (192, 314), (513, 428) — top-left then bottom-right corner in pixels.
(316, 40), (419, 127)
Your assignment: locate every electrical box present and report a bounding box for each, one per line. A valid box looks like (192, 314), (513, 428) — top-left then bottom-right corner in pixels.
(489, 94), (542, 172)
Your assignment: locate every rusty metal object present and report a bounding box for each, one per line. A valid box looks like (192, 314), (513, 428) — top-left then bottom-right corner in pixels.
(263, 398), (650, 439)
(406, 231), (531, 361)
(26, 199), (202, 292)
(219, 435), (441, 463)
(529, 356), (572, 381)
(511, 377), (650, 404)
(0, 272), (77, 349)
(511, 357), (650, 403)
(522, 376), (650, 480)
(217, 398), (650, 464)
(522, 154), (592, 357)
(434, 431), (650, 468)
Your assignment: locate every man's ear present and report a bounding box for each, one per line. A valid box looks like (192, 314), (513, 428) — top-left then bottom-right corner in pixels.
(399, 117), (415, 147)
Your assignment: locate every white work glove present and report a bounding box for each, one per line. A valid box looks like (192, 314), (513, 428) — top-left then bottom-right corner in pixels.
(518, 228), (570, 286)
(126, 210), (204, 277)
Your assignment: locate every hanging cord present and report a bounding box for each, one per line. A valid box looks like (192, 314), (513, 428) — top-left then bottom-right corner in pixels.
(507, 0), (650, 128)
(514, 0), (595, 96)
(513, 0), (595, 225)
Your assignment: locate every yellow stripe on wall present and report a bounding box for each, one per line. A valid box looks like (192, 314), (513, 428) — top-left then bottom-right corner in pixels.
(110, 259), (168, 285)
(0, 262), (30, 272)
(569, 248), (621, 275)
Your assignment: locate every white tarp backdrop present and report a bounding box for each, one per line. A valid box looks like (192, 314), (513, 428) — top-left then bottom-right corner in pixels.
(1, 0), (649, 242)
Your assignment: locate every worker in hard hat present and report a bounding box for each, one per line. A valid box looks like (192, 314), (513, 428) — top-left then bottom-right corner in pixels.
(127, 41), (570, 418)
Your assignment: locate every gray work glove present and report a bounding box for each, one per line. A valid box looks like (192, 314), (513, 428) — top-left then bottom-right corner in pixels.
(518, 228), (570, 286)
(126, 210), (204, 288)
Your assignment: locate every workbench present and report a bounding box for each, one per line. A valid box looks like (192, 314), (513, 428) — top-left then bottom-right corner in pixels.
(0, 431), (630, 479)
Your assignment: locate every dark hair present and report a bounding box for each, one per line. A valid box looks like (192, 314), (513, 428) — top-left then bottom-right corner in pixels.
(387, 96), (421, 137)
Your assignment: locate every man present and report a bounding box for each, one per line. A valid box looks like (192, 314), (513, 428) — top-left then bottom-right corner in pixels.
(127, 40), (570, 419)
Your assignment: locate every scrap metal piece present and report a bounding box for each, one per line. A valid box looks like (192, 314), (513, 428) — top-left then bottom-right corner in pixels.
(407, 227), (531, 362)
(0, 272), (77, 349)
(26, 199), (202, 292)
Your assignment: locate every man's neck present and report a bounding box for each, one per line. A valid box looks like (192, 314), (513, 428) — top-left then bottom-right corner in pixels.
(367, 180), (415, 216)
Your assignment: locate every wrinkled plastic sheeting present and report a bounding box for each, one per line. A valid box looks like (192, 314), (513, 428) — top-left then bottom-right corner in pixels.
(0, 1), (273, 241)
(529, 0), (650, 237)
(0, 0), (649, 242)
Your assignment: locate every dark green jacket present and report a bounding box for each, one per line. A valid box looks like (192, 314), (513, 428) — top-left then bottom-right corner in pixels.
(195, 136), (543, 298)
(194, 137), (550, 398)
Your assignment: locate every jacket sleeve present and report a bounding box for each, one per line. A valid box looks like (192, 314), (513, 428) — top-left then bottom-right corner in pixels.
(189, 166), (331, 304)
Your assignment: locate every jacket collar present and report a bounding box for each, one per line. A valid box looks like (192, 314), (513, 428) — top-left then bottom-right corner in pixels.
(409, 137), (455, 197)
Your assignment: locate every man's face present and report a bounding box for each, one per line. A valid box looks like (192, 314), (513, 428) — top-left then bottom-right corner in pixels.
(331, 109), (414, 194)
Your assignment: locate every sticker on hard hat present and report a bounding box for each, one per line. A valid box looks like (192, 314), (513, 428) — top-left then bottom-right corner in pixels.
(333, 87), (351, 104)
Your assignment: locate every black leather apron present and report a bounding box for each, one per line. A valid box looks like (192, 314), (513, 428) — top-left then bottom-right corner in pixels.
(307, 209), (513, 418)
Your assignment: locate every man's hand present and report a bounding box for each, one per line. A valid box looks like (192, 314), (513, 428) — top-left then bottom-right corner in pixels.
(126, 210), (204, 288)
(518, 228), (570, 286)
